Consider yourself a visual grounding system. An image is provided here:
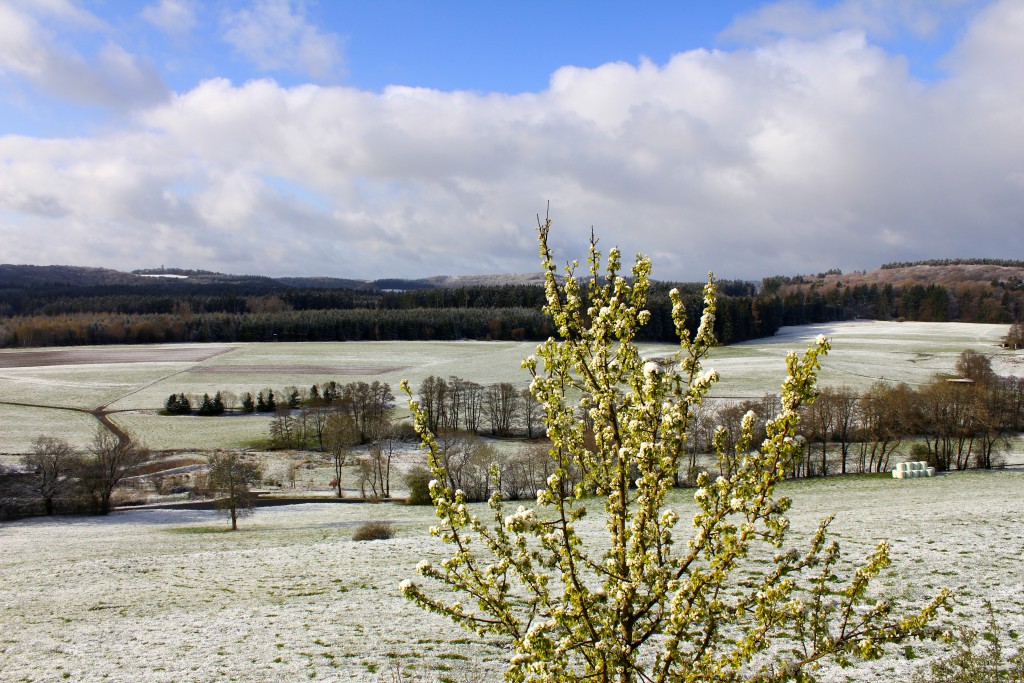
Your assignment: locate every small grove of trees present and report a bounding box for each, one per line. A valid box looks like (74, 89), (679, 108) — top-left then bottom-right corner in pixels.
(403, 436), (567, 505)
(401, 222), (948, 682)
(80, 430), (148, 515)
(0, 429), (147, 518)
(259, 380), (401, 500)
(417, 375), (545, 438)
(206, 451), (262, 530)
(266, 381), (395, 451)
(684, 349), (1023, 481)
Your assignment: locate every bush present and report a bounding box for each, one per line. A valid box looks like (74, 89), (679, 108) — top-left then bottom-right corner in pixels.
(914, 604), (1024, 682)
(352, 521), (395, 541)
(403, 466), (432, 505)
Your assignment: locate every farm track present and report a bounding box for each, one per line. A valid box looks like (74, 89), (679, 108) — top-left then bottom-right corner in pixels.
(0, 398), (133, 448)
(2, 346), (245, 448)
(101, 345), (242, 411)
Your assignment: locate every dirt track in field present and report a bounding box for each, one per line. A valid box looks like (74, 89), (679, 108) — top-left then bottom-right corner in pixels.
(0, 346), (236, 369)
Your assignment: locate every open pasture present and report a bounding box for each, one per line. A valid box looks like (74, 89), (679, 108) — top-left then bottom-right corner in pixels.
(0, 321), (1015, 452)
(1, 470), (1022, 682)
(703, 320), (1016, 397)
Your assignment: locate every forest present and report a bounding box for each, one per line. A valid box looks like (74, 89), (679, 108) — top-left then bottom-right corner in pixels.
(1, 262), (1022, 349)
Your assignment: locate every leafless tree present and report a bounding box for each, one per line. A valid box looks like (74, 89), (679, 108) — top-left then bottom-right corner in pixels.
(22, 436), (81, 515)
(325, 411), (358, 498)
(520, 387), (544, 439)
(858, 382), (909, 473)
(365, 421), (405, 498)
(342, 380), (394, 443)
(830, 386), (860, 474)
(485, 383), (520, 436)
(418, 375), (446, 433)
(805, 387), (837, 476)
(435, 431), (498, 502)
(955, 349), (996, 384)
(498, 442), (558, 500)
(306, 402), (335, 452)
(462, 381), (484, 433)
(444, 376), (466, 432)
(207, 452), (262, 530)
(80, 429), (147, 515)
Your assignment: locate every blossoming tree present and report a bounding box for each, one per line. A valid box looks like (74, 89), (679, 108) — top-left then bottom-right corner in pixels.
(401, 218), (948, 683)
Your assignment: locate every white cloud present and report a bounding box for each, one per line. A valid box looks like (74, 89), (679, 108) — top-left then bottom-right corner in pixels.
(721, 0), (972, 44)
(141, 0), (197, 37)
(0, 0), (167, 109)
(0, 1), (1022, 280)
(221, 0), (343, 80)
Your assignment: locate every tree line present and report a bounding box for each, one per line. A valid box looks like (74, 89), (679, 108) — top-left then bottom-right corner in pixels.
(0, 430), (148, 518)
(0, 279), (787, 348)
(880, 258), (1024, 269)
(4, 265), (1024, 351)
(406, 349), (1024, 506)
(761, 280), (1023, 325)
(694, 349), (1024, 483)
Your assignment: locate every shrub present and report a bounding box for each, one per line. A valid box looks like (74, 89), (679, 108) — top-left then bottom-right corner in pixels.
(403, 466), (432, 505)
(400, 220), (950, 683)
(914, 604), (1024, 682)
(352, 521), (395, 541)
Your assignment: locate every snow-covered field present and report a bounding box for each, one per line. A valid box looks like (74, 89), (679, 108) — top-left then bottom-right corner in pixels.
(1, 470), (1022, 682)
(0, 321), (1015, 452)
(704, 320), (1017, 397)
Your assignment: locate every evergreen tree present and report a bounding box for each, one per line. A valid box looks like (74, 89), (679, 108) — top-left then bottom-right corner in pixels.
(197, 393), (214, 416)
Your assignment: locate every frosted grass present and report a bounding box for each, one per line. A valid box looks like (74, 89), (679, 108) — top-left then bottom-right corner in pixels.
(108, 412), (273, 451)
(1, 471), (1022, 682)
(108, 341), (539, 412)
(704, 321), (1014, 397)
(0, 404), (98, 454)
(0, 322), (1015, 452)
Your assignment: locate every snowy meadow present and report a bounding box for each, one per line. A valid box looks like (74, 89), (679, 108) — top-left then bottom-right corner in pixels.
(1, 321), (1022, 681)
(2, 471), (1023, 682)
(0, 320), (1017, 453)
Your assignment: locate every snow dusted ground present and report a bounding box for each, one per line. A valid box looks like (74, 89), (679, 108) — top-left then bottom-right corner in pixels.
(0, 321), (1014, 452)
(704, 320), (1015, 397)
(2, 470), (1023, 682)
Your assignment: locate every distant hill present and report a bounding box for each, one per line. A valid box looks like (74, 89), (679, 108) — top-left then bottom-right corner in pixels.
(768, 261), (1024, 291)
(759, 260), (1024, 327)
(0, 264), (148, 287)
(0, 264), (556, 292)
(276, 276), (376, 291)
(1, 258), (1019, 350)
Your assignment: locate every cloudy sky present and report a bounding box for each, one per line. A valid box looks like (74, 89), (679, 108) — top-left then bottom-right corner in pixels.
(1, 1), (1021, 282)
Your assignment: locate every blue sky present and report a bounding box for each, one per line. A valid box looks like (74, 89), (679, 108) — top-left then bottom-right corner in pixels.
(1, 1), (1021, 281)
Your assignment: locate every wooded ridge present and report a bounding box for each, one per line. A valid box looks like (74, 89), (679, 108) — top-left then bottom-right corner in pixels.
(1, 261), (1021, 348)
